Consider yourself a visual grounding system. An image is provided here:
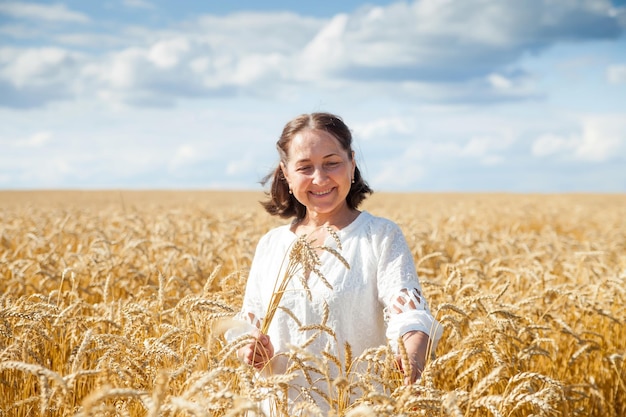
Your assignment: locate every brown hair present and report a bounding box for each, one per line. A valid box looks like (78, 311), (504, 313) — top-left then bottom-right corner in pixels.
(261, 112), (373, 219)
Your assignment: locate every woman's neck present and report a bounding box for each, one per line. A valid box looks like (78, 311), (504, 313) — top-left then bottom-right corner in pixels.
(296, 207), (360, 232)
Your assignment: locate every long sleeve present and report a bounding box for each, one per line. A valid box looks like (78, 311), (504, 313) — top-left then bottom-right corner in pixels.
(225, 226), (295, 342)
(224, 231), (275, 341)
(374, 220), (442, 351)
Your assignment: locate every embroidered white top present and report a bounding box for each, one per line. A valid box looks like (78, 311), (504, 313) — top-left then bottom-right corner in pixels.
(234, 211), (442, 368)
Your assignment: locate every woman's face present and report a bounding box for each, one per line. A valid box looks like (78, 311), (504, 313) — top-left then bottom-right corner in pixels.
(281, 129), (356, 220)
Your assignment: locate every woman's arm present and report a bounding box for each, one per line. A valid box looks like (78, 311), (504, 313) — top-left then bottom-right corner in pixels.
(373, 219), (442, 383)
(397, 330), (430, 384)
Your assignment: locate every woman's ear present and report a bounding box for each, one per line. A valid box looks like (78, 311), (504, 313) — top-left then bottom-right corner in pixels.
(351, 151), (356, 177)
(280, 162), (290, 185)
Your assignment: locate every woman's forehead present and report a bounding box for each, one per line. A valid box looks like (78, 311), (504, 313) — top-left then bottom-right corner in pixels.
(288, 129), (345, 156)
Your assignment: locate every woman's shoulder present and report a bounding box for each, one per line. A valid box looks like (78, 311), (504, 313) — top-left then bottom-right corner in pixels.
(359, 211), (402, 232)
(347, 211), (405, 243)
(257, 223), (295, 246)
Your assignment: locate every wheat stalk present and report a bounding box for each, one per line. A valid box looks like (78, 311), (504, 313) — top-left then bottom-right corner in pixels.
(260, 226), (349, 335)
(1, 192), (625, 416)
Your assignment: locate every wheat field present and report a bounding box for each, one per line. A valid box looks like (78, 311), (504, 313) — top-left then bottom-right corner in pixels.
(0, 190), (624, 416)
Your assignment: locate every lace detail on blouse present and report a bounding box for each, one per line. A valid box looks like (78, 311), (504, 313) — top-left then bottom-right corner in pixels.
(223, 311), (262, 343)
(240, 311), (261, 329)
(384, 287), (424, 321)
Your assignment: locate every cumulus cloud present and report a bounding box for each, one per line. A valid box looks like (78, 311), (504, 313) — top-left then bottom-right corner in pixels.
(0, 47), (79, 88)
(299, 0), (622, 82)
(353, 116), (415, 141)
(148, 38), (190, 69)
(574, 116), (625, 162)
(83, 40), (214, 106)
(532, 115), (625, 162)
(356, 113), (520, 190)
(0, 46), (83, 107)
(0, 0), (624, 108)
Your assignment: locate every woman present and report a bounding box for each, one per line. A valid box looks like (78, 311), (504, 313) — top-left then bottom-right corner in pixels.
(230, 112), (441, 409)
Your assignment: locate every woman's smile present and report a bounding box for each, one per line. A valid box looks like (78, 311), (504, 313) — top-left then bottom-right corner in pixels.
(310, 188), (335, 197)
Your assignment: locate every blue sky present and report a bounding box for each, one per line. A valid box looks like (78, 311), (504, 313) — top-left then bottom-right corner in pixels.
(1, 0), (625, 192)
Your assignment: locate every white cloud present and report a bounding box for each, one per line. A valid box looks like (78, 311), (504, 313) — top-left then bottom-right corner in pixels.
(230, 53), (287, 86)
(105, 48), (144, 89)
(532, 134), (576, 157)
(486, 72), (538, 98)
(292, 0), (623, 84)
(607, 64), (626, 84)
(297, 14), (348, 80)
(532, 115), (625, 162)
(0, 47), (79, 89)
(488, 74), (514, 90)
(0, 1), (623, 192)
(353, 116), (415, 141)
(193, 12), (321, 55)
(0, 2), (89, 23)
(574, 115), (625, 162)
(148, 38), (190, 69)
(1, 0), (622, 109)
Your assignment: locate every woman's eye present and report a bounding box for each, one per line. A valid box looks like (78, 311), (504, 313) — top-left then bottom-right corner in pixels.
(297, 166), (311, 173)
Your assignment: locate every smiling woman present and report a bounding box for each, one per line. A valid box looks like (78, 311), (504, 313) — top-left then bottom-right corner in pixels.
(227, 112), (443, 414)
(261, 113), (372, 222)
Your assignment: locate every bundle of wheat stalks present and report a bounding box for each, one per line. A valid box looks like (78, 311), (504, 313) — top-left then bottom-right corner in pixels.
(0, 191), (624, 416)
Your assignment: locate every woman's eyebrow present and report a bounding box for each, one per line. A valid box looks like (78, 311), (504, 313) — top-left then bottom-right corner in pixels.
(294, 153), (340, 164)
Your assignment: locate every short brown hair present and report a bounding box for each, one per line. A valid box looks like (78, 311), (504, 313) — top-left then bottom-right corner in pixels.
(261, 112), (373, 219)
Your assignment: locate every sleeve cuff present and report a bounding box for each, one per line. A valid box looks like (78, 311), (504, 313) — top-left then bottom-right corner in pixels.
(386, 310), (443, 352)
(223, 317), (259, 343)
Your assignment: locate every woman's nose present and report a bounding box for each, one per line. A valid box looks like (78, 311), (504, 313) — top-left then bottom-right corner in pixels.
(312, 167), (328, 184)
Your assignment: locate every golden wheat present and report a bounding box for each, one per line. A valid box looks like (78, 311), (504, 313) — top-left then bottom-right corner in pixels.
(0, 191), (624, 416)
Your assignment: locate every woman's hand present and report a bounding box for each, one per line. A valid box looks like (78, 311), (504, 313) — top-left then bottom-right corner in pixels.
(238, 333), (275, 370)
(396, 330), (430, 385)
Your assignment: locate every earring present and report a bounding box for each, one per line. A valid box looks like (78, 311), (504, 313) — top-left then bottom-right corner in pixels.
(351, 178), (355, 183)
(289, 188), (293, 194)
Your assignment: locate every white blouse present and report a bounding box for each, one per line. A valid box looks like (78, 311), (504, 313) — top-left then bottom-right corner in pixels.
(235, 210), (441, 356)
(229, 211), (442, 409)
